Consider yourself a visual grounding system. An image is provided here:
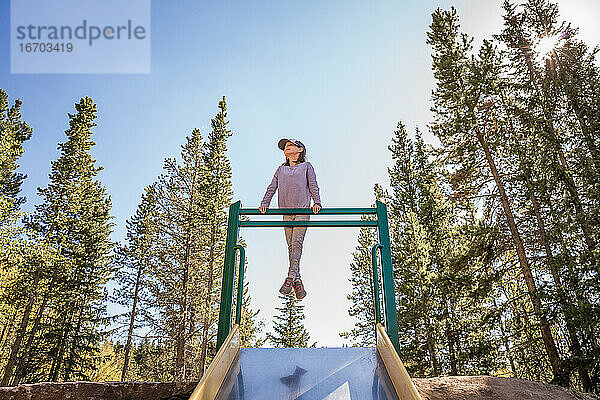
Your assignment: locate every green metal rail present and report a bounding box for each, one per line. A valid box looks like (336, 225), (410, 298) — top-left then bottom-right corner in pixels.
(216, 200), (400, 353)
(240, 220), (378, 227)
(371, 243), (384, 325)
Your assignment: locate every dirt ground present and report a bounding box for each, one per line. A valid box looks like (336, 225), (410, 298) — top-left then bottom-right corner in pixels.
(413, 376), (598, 400)
(0, 376), (597, 399)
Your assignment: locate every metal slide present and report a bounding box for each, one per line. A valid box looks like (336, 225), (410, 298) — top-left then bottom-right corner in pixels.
(214, 347), (398, 399)
(189, 323), (421, 400)
(188, 202), (423, 399)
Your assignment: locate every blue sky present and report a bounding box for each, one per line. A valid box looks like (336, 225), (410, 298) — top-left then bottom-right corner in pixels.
(1, 0), (598, 347)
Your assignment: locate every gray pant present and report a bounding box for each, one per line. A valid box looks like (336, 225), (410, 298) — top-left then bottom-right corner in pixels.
(283, 214), (310, 281)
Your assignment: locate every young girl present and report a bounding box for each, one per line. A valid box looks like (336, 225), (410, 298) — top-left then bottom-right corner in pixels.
(259, 138), (322, 299)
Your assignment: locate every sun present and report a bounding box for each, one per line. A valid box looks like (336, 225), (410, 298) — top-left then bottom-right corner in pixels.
(534, 34), (562, 62)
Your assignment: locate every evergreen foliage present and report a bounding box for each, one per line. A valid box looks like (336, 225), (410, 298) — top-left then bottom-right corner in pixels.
(344, 1), (600, 393)
(267, 294), (313, 348)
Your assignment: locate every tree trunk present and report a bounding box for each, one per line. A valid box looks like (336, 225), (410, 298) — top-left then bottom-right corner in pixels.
(550, 47), (600, 174)
(552, 141), (596, 253)
(493, 298), (516, 376)
(175, 156), (200, 386)
(446, 302), (458, 376)
(121, 260), (145, 381)
(48, 321), (68, 381)
(568, 98), (600, 173)
(527, 180), (591, 390)
(12, 292), (50, 385)
(425, 320), (440, 376)
(175, 208), (195, 385)
(48, 295), (78, 382)
(442, 295), (456, 375)
(476, 129), (564, 383)
(64, 299), (85, 381)
(510, 129), (593, 387)
(175, 246), (189, 385)
(64, 272), (93, 383)
(0, 311), (17, 350)
(199, 225), (216, 377)
(2, 269), (41, 386)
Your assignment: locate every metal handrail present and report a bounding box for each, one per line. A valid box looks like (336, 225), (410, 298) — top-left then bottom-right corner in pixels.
(240, 207), (376, 215)
(233, 245), (245, 325)
(371, 244), (384, 326)
(216, 200), (400, 354)
(240, 220), (378, 227)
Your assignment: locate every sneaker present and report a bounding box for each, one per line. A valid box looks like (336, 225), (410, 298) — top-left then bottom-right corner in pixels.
(279, 277), (294, 295)
(293, 279), (307, 299)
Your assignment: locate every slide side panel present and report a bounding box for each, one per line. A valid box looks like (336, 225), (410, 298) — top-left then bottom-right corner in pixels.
(189, 324), (240, 400)
(376, 323), (422, 400)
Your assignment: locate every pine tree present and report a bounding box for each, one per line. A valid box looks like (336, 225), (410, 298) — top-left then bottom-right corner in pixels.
(385, 123), (501, 377)
(427, 7), (564, 384)
(497, 0), (600, 390)
(0, 89), (32, 222)
(128, 339), (174, 382)
(113, 185), (159, 381)
(20, 96), (113, 382)
(140, 97), (260, 384)
(237, 280), (265, 348)
(339, 209), (379, 347)
(385, 125), (442, 377)
(340, 1), (599, 393)
(149, 127), (206, 384)
(0, 89), (35, 385)
(267, 295), (312, 348)
(196, 96), (233, 377)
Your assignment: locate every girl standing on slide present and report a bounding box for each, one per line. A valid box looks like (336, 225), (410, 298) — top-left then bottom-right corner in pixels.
(259, 138), (322, 299)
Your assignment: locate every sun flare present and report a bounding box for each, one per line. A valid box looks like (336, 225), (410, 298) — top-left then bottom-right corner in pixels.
(534, 34), (562, 62)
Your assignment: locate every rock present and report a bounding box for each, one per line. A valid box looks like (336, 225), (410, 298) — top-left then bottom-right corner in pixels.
(0, 381), (197, 400)
(413, 376), (598, 400)
(1, 376), (597, 400)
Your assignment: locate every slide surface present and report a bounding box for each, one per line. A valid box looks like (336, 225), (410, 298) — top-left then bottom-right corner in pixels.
(214, 347), (399, 400)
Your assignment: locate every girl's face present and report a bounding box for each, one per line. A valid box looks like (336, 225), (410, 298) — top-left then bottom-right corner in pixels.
(283, 141), (303, 161)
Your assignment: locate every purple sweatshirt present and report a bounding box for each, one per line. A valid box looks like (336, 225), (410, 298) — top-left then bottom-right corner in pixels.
(260, 161), (322, 209)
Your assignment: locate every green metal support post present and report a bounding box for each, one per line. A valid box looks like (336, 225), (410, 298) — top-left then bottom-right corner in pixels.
(376, 200), (400, 353)
(216, 200), (241, 349)
(371, 244), (383, 325)
(234, 244), (245, 325)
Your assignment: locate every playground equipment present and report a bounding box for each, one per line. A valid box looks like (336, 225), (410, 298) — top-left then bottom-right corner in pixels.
(189, 201), (421, 400)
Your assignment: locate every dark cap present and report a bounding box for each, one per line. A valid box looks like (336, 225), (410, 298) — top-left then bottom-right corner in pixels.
(278, 138), (306, 152)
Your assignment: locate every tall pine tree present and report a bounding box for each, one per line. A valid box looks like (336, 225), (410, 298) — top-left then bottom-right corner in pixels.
(113, 185), (159, 381)
(20, 96), (113, 382)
